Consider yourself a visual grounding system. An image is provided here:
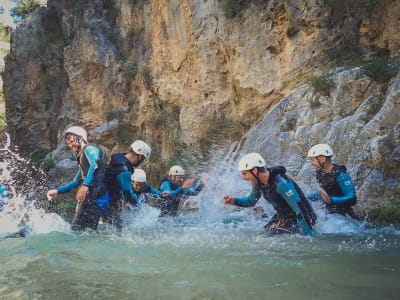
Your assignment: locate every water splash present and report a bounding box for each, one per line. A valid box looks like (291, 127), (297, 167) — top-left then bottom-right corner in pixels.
(0, 132), (70, 237)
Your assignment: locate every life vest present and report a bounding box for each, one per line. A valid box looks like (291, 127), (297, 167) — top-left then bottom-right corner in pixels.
(316, 163), (357, 214)
(105, 153), (134, 199)
(77, 144), (107, 197)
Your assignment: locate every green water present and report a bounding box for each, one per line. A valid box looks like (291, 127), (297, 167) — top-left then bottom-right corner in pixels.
(0, 222), (399, 300)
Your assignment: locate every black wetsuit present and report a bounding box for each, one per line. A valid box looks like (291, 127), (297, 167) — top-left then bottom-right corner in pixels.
(104, 153), (138, 228)
(315, 164), (359, 219)
(159, 178), (204, 217)
(235, 167), (316, 235)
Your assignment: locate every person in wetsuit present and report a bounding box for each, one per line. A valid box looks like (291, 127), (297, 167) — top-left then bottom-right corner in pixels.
(307, 143), (359, 219)
(104, 140), (151, 227)
(159, 165), (205, 217)
(129, 168), (167, 205)
(46, 126), (109, 231)
(223, 153), (316, 236)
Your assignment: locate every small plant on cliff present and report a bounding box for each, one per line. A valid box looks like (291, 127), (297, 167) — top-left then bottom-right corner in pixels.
(223, 0), (249, 19)
(0, 25), (11, 43)
(286, 23), (300, 37)
(123, 60), (138, 79)
(362, 57), (393, 83)
(310, 73), (334, 96)
(11, 0), (41, 19)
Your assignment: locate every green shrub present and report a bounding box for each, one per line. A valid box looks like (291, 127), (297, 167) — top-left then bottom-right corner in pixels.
(103, 0), (119, 24)
(286, 24), (300, 37)
(30, 148), (51, 164)
(123, 60), (138, 79)
(323, 44), (362, 66)
(310, 73), (334, 96)
(11, 0), (41, 19)
(223, 0), (248, 19)
(0, 25), (11, 43)
(116, 124), (137, 146)
(106, 107), (124, 121)
(363, 57), (392, 83)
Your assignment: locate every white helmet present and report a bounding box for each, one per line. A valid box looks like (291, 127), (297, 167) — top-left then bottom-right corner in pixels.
(64, 126), (87, 142)
(237, 153), (266, 171)
(307, 144), (334, 158)
(130, 140), (151, 158)
(169, 165), (185, 176)
(131, 169), (147, 182)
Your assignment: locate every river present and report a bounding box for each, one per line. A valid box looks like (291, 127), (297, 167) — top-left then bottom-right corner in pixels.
(1, 135), (399, 299)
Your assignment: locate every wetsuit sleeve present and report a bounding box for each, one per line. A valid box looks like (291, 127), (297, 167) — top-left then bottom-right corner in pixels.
(0, 185), (8, 199)
(307, 192), (321, 202)
(82, 145), (100, 186)
(149, 185), (162, 196)
(117, 171), (139, 205)
(183, 179), (204, 195)
(330, 172), (357, 204)
(57, 171), (82, 194)
(234, 186), (261, 207)
(160, 181), (183, 196)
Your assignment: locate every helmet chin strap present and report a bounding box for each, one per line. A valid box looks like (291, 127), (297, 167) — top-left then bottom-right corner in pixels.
(316, 157), (325, 171)
(250, 168), (262, 186)
(75, 136), (86, 153)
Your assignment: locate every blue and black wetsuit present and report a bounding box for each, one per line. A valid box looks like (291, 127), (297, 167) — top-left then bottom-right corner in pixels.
(234, 167), (316, 235)
(0, 184), (8, 211)
(159, 178), (204, 217)
(134, 183), (162, 201)
(309, 164), (358, 219)
(104, 153), (139, 226)
(57, 144), (108, 231)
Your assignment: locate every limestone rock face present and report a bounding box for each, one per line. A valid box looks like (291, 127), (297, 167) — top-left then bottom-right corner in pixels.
(241, 67), (400, 217)
(2, 0), (400, 218)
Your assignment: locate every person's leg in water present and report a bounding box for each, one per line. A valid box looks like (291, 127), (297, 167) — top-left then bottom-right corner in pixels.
(264, 215), (300, 235)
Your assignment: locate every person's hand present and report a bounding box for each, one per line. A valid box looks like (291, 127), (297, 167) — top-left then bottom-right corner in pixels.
(200, 173), (208, 184)
(76, 185), (89, 202)
(161, 191), (169, 197)
(182, 178), (195, 189)
(318, 187), (331, 204)
(223, 194), (235, 205)
(46, 189), (58, 200)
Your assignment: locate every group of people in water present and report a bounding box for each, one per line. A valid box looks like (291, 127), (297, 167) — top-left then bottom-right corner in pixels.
(2, 125), (359, 237)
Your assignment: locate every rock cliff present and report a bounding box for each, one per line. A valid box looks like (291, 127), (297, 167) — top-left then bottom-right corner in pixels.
(2, 0), (400, 220)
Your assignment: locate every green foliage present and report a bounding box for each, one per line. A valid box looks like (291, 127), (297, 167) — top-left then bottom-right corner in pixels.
(323, 44), (363, 66)
(116, 124), (137, 146)
(103, 0), (120, 24)
(11, 0), (41, 19)
(354, 0), (381, 14)
(310, 73), (334, 96)
(362, 57), (393, 83)
(30, 148), (51, 164)
(0, 84), (6, 129)
(368, 204), (400, 224)
(0, 25), (11, 43)
(223, 0), (249, 19)
(286, 24), (300, 37)
(106, 107), (125, 121)
(123, 60), (138, 79)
